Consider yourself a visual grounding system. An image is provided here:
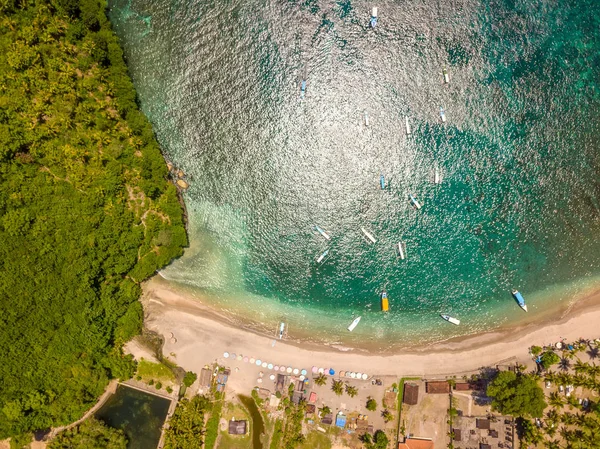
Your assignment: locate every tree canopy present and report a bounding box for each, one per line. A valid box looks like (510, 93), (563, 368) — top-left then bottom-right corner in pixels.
(486, 371), (547, 418)
(163, 396), (210, 449)
(0, 0), (186, 439)
(49, 418), (127, 449)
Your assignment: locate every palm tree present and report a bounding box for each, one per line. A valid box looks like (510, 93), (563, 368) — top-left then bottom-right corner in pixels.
(548, 392), (565, 408)
(345, 384), (358, 398)
(587, 346), (599, 360)
(574, 359), (588, 375)
(331, 379), (344, 396)
(381, 409), (393, 423)
(318, 405), (331, 417)
(559, 357), (571, 371)
(314, 373), (327, 386)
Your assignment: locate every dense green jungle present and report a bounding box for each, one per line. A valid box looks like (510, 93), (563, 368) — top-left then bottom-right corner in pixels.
(0, 0), (186, 440)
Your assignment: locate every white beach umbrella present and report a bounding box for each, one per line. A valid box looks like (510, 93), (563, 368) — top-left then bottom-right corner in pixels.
(362, 373), (368, 380)
(249, 357), (255, 364)
(223, 352), (229, 358)
(293, 368), (299, 375)
(318, 367), (325, 374)
(299, 375), (305, 381)
(350, 372), (356, 378)
(269, 374), (275, 381)
(286, 367), (293, 373)
(356, 372), (362, 379)
(257, 378), (263, 383)
(262, 362), (267, 368)
(268, 363), (274, 370)
(256, 360), (262, 366)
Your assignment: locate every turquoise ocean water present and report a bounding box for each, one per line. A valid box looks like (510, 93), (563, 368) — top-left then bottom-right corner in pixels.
(108, 0), (600, 348)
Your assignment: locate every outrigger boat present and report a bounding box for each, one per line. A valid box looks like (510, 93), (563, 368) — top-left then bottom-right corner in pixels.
(443, 67), (450, 84)
(315, 225), (331, 240)
(381, 291), (389, 312)
(300, 80), (307, 98)
(405, 116), (411, 135)
(347, 316), (361, 331)
(370, 7), (378, 28)
(441, 314), (460, 325)
(396, 242), (406, 260)
(440, 107), (446, 123)
(316, 249), (329, 263)
(364, 111), (369, 126)
(380, 174), (385, 190)
(361, 227), (377, 243)
(512, 289), (528, 312)
(279, 322), (286, 339)
(409, 194), (422, 210)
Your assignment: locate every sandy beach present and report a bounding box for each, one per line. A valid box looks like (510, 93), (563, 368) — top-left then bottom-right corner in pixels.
(141, 276), (600, 386)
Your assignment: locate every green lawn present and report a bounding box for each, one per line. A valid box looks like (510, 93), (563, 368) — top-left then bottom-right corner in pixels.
(297, 430), (333, 449)
(136, 359), (176, 381)
(217, 433), (252, 449)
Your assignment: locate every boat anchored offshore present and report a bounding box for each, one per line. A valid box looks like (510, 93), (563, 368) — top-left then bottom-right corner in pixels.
(443, 67), (450, 84)
(316, 249), (329, 264)
(381, 291), (389, 312)
(315, 225), (331, 240)
(434, 167), (441, 184)
(409, 194), (422, 210)
(441, 314), (460, 325)
(380, 174), (386, 190)
(512, 290), (528, 312)
(405, 116), (411, 135)
(396, 242), (406, 260)
(348, 316), (361, 331)
(370, 7), (378, 28)
(300, 80), (307, 98)
(439, 107), (446, 123)
(361, 227), (377, 243)
(364, 111), (369, 126)
(279, 322), (286, 339)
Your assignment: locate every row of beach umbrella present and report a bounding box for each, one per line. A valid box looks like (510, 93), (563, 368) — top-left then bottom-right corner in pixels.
(222, 351), (369, 380)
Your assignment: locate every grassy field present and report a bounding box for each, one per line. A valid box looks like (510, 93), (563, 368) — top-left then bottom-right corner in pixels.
(217, 432), (252, 449)
(136, 359), (176, 381)
(297, 430), (333, 449)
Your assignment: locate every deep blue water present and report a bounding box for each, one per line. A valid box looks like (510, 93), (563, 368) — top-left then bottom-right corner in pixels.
(108, 0), (600, 345)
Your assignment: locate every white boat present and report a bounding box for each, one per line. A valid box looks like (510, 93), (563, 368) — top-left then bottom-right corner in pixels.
(405, 116), (411, 135)
(361, 227), (376, 243)
(434, 167), (441, 184)
(443, 67), (450, 84)
(396, 242), (406, 260)
(279, 322), (286, 339)
(440, 107), (446, 123)
(409, 194), (421, 210)
(441, 314), (460, 325)
(316, 249), (329, 263)
(347, 316), (361, 331)
(364, 111), (369, 126)
(315, 225), (331, 241)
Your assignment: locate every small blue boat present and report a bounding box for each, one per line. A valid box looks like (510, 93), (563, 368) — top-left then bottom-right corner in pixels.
(439, 107), (446, 122)
(512, 289), (528, 312)
(370, 7), (378, 28)
(380, 174), (385, 190)
(300, 80), (307, 98)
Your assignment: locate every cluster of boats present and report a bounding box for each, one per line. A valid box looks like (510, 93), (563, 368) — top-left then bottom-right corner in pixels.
(307, 7), (529, 332)
(346, 289), (527, 332)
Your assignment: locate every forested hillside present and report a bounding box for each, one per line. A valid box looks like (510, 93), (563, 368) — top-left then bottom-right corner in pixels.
(0, 0), (186, 439)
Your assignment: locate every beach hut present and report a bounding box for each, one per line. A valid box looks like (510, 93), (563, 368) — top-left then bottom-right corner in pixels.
(228, 420), (247, 435)
(403, 383), (419, 405)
